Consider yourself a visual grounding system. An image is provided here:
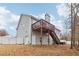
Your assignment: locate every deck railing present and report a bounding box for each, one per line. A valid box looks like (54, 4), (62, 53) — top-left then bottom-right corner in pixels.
(32, 19), (55, 32)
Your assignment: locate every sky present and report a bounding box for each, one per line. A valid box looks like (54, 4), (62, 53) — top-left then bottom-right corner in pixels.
(0, 3), (69, 37)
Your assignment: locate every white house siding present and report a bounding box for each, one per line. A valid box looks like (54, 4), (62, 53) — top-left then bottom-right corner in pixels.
(31, 31), (36, 45)
(33, 32), (49, 45)
(49, 35), (53, 45)
(31, 18), (38, 45)
(35, 32), (41, 45)
(31, 31), (54, 45)
(16, 14), (32, 44)
(42, 34), (48, 45)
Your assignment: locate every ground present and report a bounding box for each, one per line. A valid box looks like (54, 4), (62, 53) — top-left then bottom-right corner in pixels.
(0, 44), (79, 56)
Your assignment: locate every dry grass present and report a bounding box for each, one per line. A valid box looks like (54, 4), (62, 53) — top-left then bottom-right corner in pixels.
(0, 44), (78, 56)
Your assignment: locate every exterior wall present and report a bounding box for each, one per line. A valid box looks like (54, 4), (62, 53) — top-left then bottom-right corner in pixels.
(16, 14), (38, 45)
(35, 32), (49, 45)
(49, 35), (53, 45)
(31, 31), (36, 45)
(31, 18), (37, 45)
(32, 31), (53, 45)
(35, 32), (41, 45)
(16, 14), (32, 44)
(41, 34), (48, 45)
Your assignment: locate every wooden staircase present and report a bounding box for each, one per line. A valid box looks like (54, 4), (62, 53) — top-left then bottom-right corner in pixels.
(50, 31), (60, 44)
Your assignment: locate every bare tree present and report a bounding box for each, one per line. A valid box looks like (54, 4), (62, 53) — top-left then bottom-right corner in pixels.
(66, 3), (79, 49)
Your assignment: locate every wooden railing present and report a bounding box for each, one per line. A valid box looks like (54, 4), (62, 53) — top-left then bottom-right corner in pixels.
(32, 19), (55, 32)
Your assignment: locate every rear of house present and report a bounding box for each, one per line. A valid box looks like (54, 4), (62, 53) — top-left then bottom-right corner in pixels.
(16, 14), (61, 45)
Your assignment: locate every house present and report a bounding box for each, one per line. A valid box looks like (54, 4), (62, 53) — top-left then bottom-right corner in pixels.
(16, 13), (61, 45)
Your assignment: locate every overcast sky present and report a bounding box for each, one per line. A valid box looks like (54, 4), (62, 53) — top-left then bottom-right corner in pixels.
(0, 3), (68, 36)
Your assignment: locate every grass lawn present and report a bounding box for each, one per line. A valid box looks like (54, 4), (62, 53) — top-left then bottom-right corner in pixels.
(0, 44), (78, 56)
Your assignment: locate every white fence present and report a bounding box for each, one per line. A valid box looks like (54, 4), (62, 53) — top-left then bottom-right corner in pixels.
(0, 36), (17, 44)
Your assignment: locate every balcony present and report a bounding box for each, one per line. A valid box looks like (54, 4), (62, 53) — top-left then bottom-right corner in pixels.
(32, 19), (55, 33)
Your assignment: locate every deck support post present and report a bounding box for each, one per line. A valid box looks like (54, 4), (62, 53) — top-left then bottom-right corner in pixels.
(31, 26), (32, 45)
(40, 20), (43, 45)
(48, 30), (50, 45)
(52, 32), (53, 45)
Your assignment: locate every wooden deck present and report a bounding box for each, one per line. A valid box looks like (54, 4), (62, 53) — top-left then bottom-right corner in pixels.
(32, 19), (55, 33)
